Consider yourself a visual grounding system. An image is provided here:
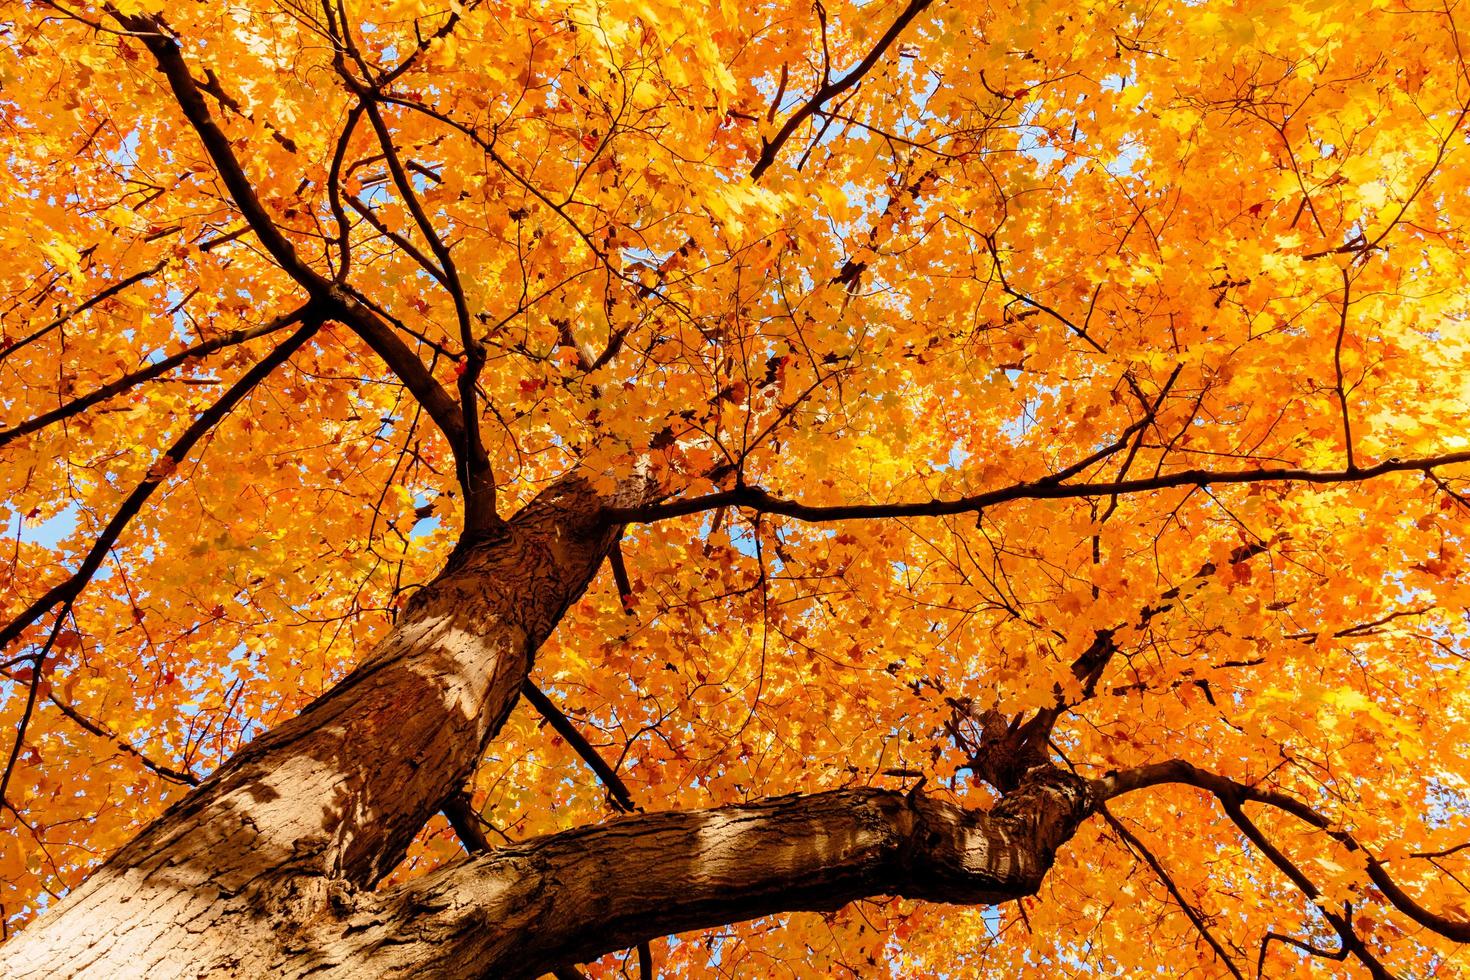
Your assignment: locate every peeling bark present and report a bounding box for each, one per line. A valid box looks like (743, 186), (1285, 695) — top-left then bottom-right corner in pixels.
(0, 473), (1100, 979)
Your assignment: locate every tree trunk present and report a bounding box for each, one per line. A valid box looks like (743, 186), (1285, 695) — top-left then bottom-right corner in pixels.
(0, 474), (1098, 979)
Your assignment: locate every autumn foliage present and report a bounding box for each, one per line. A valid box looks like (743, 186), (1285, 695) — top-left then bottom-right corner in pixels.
(2, 0), (1470, 975)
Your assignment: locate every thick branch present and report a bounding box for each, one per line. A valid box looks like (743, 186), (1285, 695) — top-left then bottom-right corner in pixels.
(327, 769), (1093, 979)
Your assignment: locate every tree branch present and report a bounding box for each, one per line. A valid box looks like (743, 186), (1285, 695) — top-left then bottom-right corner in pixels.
(521, 680), (638, 814)
(0, 311), (321, 811)
(350, 89), (496, 531)
(0, 306), (304, 449)
(1100, 805), (1245, 979)
(0, 665), (199, 786)
(442, 789), (493, 854)
(114, 10), (313, 280)
(341, 192), (450, 288)
(0, 306), (323, 654)
(0, 260), (166, 364)
(1223, 803), (1392, 979)
(750, 0), (937, 181)
(1333, 267), (1358, 472)
(111, 8), (474, 495)
(1101, 760), (1470, 945)
(603, 450), (1470, 525)
(329, 769), (1094, 979)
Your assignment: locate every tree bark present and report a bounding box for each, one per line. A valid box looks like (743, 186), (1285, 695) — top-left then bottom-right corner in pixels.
(0, 472), (1099, 979)
(0, 474), (645, 977)
(312, 770), (1094, 979)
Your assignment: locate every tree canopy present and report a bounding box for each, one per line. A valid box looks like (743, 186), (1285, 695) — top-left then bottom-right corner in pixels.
(1, 0), (1469, 975)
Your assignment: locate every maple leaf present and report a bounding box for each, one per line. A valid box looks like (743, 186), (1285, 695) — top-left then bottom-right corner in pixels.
(0, 1), (1468, 977)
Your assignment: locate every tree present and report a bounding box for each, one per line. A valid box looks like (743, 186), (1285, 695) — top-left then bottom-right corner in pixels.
(0, 0), (1468, 974)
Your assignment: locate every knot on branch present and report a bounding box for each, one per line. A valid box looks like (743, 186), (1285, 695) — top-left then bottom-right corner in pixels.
(973, 711), (1051, 793)
(901, 766), (1094, 905)
(946, 700), (1052, 793)
(989, 766), (1096, 834)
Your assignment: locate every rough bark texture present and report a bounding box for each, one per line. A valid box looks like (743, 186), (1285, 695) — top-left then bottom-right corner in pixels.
(0, 473), (1100, 979)
(0, 475), (646, 978)
(298, 770), (1093, 979)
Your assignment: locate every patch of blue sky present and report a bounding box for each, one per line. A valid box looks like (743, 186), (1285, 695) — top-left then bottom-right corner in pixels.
(101, 128), (142, 181)
(410, 491), (441, 538)
(1014, 97), (1065, 172)
(360, 181), (395, 208)
(17, 501), (79, 549)
(724, 516), (762, 560)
